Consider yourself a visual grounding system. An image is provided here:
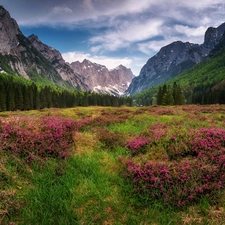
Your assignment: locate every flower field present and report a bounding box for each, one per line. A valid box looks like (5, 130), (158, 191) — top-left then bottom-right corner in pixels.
(0, 105), (225, 224)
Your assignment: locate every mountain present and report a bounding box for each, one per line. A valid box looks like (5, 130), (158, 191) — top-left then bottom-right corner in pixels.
(27, 34), (89, 91)
(0, 5), (133, 95)
(126, 23), (225, 95)
(70, 60), (134, 96)
(0, 6), (90, 90)
(134, 30), (225, 105)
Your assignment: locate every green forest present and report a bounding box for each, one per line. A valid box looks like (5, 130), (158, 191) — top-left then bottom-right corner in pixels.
(0, 74), (133, 111)
(134, 44), (225, 106)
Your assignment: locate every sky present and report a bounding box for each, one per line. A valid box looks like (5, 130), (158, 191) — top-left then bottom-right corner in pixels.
(0, 0), (225, 75)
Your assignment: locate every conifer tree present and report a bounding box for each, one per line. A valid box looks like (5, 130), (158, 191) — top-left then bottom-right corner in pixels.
(0, 82), (6, 111)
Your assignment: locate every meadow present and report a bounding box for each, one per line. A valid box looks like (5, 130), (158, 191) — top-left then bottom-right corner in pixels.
(0, 105), (225, 224)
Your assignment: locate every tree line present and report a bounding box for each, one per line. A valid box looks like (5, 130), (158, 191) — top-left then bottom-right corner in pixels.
(184, 84), (225, 105)
(0, 75), (133, 112)
(156, 82), (186, 105)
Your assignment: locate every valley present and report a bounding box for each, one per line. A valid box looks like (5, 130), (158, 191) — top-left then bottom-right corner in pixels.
(0, 105), (225, 224)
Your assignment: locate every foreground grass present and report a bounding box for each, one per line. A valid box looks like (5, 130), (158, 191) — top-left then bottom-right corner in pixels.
(0, 105), (225, 224)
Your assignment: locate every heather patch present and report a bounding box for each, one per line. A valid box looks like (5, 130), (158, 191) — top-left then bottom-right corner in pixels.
(0, 105), (225, 224)
(126, 135), (151, 155)
(0, 115), (77, 162)
(123, 157), (224, 207)
(122, 124), (225, 208)
(97, 128), (125, 150)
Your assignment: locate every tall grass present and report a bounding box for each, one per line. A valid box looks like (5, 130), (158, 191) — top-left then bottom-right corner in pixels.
(1, 105), (225, 224)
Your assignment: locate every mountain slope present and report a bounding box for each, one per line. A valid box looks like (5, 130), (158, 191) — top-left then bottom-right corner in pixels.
(27, 34), (89, 91)
(70, 60), (134, 96)
(134, 31), (225, 105)
(0, 6), (89, 90)
(0, 5), (134, 95)
(126, 23), (225, 95)
(0, 6), (64, 86)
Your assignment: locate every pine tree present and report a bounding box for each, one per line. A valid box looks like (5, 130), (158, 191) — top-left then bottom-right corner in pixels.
(162, 85), (174, 105)
(6, 79), (16, 111)
(0, 82), (6, 111)
(157, 86), (163, 105)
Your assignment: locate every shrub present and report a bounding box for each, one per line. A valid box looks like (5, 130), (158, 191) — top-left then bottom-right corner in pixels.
(0, 116), (78, 162)
(167, 127), (225, 162)
(126, 136), (151, 155)
(123, 158), (224, 207)
(122, 126), (225, 207)
(97, 128), (124, 150)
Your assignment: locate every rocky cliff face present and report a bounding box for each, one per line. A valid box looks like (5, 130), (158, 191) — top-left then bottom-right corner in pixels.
(0, 6), (21, 54)
(0, 6), (88, 91)
(0, 5), (133, 95)
(70, 60), (134, 96)
(126, 23), (225, 95)
(28, 34), (89, 91)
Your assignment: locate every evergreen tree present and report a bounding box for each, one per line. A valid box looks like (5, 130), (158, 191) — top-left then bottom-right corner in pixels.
(157, 86), (163, 105)
(0, 82), (6, 111)
(6, 79), (16, 111)
(15, 84), (24, 110)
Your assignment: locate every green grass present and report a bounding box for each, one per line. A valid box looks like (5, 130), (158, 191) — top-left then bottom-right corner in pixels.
(1, 105), (225, 224)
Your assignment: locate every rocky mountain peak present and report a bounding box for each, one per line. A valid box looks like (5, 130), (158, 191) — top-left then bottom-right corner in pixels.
(28, 34), (89, 91)
(27, 34), (41, 44)
(0, 5), (22, 54)
(70, 60), (134, 96)
(126, 22), (225, 95)
(201, 23), (225, 55)
(28, 34), (62, 62)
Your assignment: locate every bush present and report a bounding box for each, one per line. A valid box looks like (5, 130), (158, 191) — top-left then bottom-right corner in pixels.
(97, 128), (124, 150)
(122, 127), (225, 207)
(126, 136), (151, 155)
(0, 116), (78, 162)
(123, 158), (224, 207)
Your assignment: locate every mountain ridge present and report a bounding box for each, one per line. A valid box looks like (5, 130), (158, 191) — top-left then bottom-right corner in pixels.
(126, 22), (225, 95)
(134, 30), (225, 105)
(70, 59), (134, 96)
(0, 5), (134, 95)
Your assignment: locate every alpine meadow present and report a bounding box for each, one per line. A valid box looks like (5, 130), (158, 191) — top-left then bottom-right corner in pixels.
(1, 2), (225, 225)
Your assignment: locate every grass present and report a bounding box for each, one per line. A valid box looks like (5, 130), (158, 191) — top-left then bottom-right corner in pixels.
(0, 105), (225, 224)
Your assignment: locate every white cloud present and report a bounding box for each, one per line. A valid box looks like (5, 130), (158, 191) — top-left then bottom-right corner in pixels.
(52, 6), (73, 14)
(90, 19), (163, 52)
(62, 51), (132, 70)
(138, 40), (174, 55)
(175, 25), (207, 38)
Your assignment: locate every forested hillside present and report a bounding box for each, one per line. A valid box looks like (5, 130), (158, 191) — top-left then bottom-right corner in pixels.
(134, 34), (225, 106)
(0, 74), (133, 111)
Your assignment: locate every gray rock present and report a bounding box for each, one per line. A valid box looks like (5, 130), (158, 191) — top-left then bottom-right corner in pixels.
(70, 60), (134, 96)
(126, 23), (225, 95)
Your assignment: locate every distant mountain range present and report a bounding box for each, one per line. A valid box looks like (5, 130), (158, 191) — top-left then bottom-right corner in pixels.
(134, 29), (225, 105)
(126, 23), (225, 95)
(0, 5), (134, 96)
(70, 60), (134, 95)
(1, 4), (225, 99)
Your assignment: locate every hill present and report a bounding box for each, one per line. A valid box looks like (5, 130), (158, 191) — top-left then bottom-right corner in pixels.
(1, 105), (225, 224)
(126, 23), (225, 95)
(134, 31), (225, 105)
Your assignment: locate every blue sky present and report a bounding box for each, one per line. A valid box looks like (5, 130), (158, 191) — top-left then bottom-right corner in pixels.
(1, 0), (225, 75)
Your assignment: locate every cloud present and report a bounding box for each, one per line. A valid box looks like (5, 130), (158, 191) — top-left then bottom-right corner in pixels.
(174, 25), (207, 38)
(2, 0), (225, 75)
(52, 6), (73, 14)
(62, 51), (132, 70)
(90, 19), (163, 52)
(82, 0), (93, 11)
(4, 0), (225, 28)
